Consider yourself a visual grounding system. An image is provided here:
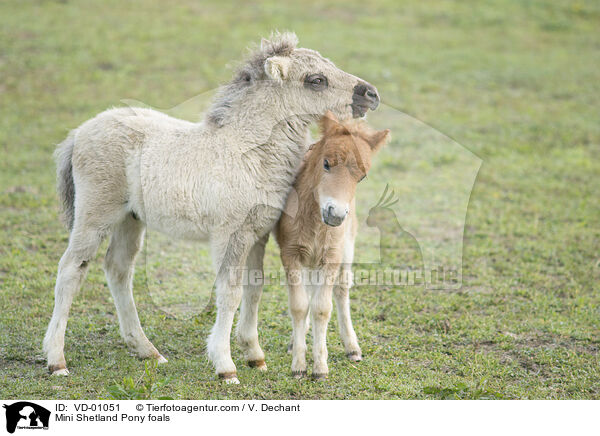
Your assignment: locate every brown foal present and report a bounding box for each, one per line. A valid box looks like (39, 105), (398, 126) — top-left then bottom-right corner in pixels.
(275, 111), (390, 378)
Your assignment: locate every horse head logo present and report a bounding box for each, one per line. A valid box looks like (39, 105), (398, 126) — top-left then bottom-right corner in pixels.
(3, 402), (50, 434)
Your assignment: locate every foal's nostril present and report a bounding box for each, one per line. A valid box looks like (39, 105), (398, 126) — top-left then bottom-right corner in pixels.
(353, 84), (367, 97)
(328, 205), (335, 215)
(364, 84), (379, 106)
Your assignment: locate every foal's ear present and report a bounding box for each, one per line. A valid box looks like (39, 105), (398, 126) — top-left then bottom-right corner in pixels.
(367, 129), (391, 152)
(319, 111), (341, 135)
(264, 56), (291, 82)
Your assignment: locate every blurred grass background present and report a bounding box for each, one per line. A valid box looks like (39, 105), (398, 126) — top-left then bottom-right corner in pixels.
(0, 0), (599, 399)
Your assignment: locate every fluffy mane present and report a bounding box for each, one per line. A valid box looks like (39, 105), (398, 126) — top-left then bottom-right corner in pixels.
(206, 31), (299, 127)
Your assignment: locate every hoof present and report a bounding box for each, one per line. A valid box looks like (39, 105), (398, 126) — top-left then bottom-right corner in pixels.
(218, 372), (240, 384)
(312, 372), (328, 381)
(156, 354), (168, 364)
(248, 359), (267, 371)
(292, 370), (307, 379)
(346, 351), (362, 362)
(48, 365), (69, 376)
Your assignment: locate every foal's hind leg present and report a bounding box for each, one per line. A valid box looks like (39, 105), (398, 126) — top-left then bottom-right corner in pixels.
(103, 214), (165, 363)
(236, 233), (268, 371)
(43, 226), (105, 375)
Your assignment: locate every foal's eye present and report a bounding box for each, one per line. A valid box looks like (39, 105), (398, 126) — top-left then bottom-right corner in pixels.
(304, 74), (328, 91)
(359, 174), (366, 182)
(323, 159), (330, 171)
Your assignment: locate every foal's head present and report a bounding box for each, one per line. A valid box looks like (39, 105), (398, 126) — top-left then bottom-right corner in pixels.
(305, 112), (390, 227)
(207, 32), (380, 127)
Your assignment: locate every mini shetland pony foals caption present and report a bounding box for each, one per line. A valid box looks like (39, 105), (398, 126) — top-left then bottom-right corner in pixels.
(275, 111), (390, 379)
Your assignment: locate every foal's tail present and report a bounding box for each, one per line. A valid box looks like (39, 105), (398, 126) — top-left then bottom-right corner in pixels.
(54, 130), (77, 231)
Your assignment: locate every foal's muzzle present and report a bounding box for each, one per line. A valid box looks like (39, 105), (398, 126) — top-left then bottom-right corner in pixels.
(322, 204), (349, 227)
(352, 81), (380, 118)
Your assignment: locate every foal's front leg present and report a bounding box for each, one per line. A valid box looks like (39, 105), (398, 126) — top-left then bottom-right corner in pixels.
(207, 231), (256, 384)
(310, 266), (339, 379)
(283, 259), (310, 378)
(334, 263), (362, 361)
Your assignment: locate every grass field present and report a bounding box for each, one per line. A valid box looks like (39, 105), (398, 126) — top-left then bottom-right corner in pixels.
(1, 0), (599, 399)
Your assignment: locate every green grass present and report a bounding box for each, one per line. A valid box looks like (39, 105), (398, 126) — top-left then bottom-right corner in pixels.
(1, 0), (599, 399)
